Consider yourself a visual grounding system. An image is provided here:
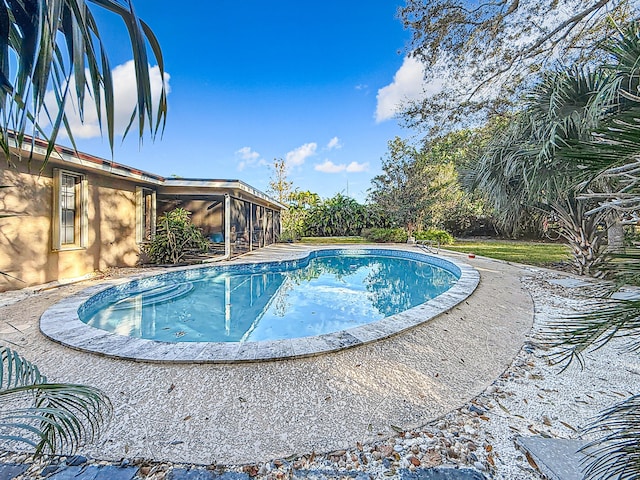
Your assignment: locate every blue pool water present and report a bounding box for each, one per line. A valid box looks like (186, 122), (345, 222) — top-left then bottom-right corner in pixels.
(79, 251), (458, 343)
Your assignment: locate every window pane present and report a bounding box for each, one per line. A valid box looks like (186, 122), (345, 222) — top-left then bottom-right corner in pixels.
(144, 192), (153, 240)
(60, 174), (77, 245)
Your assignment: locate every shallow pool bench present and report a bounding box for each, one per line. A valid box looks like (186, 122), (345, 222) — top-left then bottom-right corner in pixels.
(40, 248), (480, 363)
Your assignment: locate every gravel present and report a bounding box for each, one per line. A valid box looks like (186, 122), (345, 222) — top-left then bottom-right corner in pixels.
(1, 266), (638, 479)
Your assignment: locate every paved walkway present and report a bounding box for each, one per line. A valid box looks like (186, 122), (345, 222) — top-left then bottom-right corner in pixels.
(0, 245), (533, 466)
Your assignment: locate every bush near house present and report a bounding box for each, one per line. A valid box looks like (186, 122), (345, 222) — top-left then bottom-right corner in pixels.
(143, 208), (209, 265)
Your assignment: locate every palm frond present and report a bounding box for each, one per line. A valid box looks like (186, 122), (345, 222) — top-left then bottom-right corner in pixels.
(580, 394), (640, 480)
(545, 298), (640, 370)
(1, 0), (167, 164)
(0, 346), (112, 457)
(0, 345), (45, 389)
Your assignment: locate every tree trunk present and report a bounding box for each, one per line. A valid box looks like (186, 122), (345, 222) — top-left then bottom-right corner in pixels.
(606, 212), (625, 252)
(551, 198), (607, 276)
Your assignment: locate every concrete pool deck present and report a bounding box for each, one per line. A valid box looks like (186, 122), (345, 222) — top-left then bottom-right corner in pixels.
(0, 244), (533, 466)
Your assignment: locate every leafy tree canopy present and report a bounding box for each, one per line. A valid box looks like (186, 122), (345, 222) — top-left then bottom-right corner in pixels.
(398, 0), (637, 133)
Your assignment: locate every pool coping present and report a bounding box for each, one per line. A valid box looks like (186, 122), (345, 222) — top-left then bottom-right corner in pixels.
(39, 246), (480, 363)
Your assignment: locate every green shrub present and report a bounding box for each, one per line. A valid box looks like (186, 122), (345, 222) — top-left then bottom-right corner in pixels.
(143, 208), (209, 264)
(362, 227), (408, 243)
(414, 229), (454, 245)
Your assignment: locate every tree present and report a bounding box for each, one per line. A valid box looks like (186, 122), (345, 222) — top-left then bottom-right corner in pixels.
(536, 24), (640, 478)
(281, 189), (319, 241)
(368, 137), (430, 234)
(1, 0), (167, 161)
(398, 0), (636, 134)
(368, 135), (488, 235)
(267, 158), (292, 204)
(468, 67), (618, 273)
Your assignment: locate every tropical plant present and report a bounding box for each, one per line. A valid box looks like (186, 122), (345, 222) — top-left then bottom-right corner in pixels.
(414, 229), (454, 245)
(1, 0), (167, 162)
(143, 208), (209, 264)
(306, 193), (369, 237)
(468, 66), (617, 272)
(1, 0), (162, 461)
(0, 346), (112, 457)
(280, 189), (320, 241)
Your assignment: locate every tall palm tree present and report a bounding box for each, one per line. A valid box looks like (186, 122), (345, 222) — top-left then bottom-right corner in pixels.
(1, 0), (167, 161)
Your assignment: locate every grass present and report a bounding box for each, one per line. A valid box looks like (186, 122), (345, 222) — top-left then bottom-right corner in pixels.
(444, 239), (571, 266)
(298, 236), (571, 268)
(299, 236), (369, 244)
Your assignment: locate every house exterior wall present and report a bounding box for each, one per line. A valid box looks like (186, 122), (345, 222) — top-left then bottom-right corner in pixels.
(0, 156), (144, 291)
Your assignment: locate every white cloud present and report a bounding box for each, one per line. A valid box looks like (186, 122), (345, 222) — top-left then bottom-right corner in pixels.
(314, 160), (369, 174)
(45, 60), (170, 139)
(285, 142), (317, 167)
(315, 160), (345, 173)
(235, 146), (263, 171)
(346, 161), (368, 173)
(327, 136), (342, 150)
(375, 56), (443, 123)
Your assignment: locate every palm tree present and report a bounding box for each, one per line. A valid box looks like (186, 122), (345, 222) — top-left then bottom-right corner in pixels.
(469, 67), (615, 273)
(1, 0), (167, 161)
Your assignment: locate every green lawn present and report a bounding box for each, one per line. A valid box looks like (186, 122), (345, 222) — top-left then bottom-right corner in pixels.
(299, 236), (369, 244)
(298, 236), (571, 267)
(444, 239), (571, 266)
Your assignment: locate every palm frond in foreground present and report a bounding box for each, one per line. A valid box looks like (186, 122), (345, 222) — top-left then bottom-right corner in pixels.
(580, 394), (640, 480)
(0, 346), (112, 457)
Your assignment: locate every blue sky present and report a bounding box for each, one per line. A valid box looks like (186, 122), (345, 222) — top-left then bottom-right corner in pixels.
(61, 1), (427, 202)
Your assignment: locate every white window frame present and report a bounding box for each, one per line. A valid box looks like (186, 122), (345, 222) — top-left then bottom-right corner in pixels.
(136, 186), (156, 243)
(52, 169), (88, 251)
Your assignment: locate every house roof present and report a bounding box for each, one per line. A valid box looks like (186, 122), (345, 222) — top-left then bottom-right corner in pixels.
(8, 136), (285, 210)
(161, 178), (286, 210)
(11, 135), (165, 184)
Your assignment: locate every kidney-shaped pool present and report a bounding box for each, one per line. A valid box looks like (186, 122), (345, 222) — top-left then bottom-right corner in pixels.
(40, 248), (479, 363)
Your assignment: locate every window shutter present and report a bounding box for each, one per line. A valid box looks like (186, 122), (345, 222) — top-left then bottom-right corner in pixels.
(80, 176), (88, 247)
(150, 190), (157, 238)
(135, 186), (143, 243)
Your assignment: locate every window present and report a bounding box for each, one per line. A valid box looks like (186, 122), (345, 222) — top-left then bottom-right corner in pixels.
(52, 169), (87, 250)
(60, 174), (77, 244)
(136, 187), (156, 243)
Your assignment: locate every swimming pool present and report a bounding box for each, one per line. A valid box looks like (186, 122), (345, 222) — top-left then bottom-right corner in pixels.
(40, 247), (479, 362)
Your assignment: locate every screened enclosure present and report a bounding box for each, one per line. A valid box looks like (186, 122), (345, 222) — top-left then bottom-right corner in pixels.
(158, 179), (284, 258)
